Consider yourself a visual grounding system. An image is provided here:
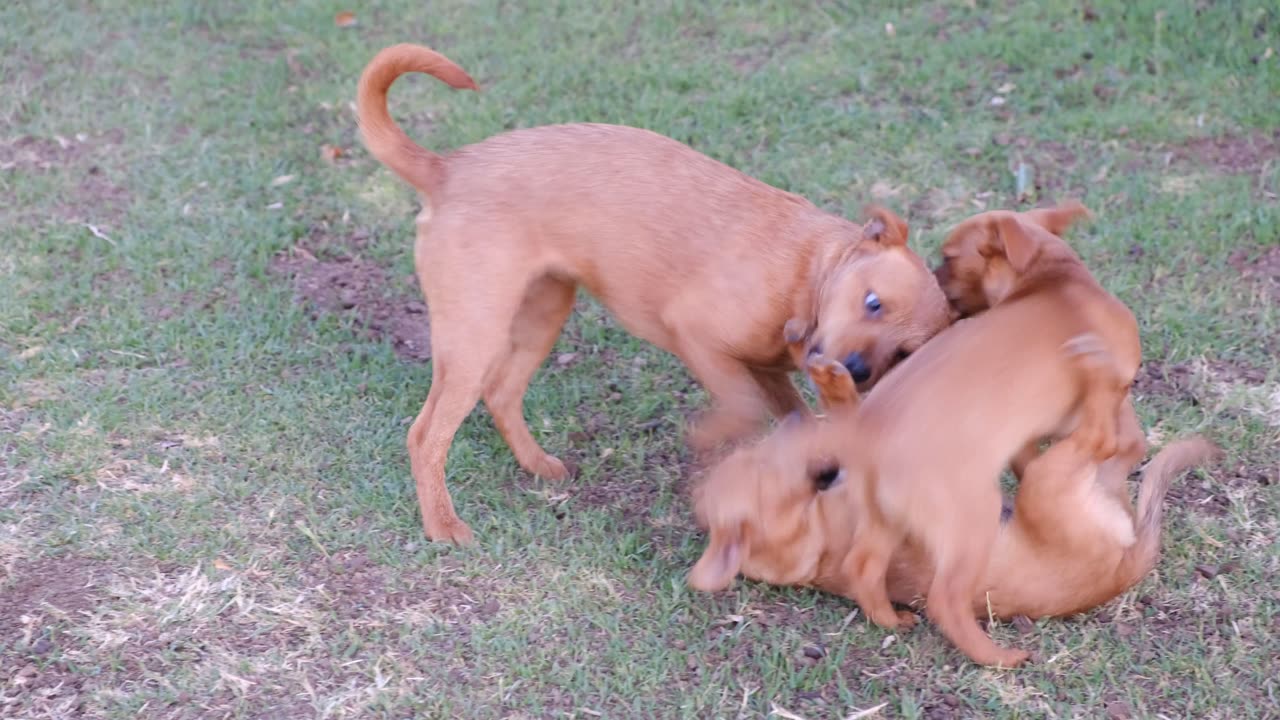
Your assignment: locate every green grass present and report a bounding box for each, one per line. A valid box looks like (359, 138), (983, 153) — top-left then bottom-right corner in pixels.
(2, 1), (1277, 718)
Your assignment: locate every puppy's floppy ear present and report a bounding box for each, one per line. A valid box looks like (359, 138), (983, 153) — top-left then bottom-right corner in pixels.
(862, 205), (910, 248)
(940, 214), (987, 259)
(687, 523), (745, 592)
(1023, 201), (1092, 237)
(994, 214), (1043, 273)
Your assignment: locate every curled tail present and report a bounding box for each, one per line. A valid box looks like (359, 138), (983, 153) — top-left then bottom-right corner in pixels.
(1118, 436), (1223, 583)
(356, 43), (478, 195)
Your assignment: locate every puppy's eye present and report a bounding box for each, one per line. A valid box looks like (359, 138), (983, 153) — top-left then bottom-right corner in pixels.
(813, 465), (843, 491)
(864, 291), (882, 315)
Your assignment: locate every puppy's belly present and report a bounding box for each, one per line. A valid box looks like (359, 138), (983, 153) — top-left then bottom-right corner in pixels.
(1083, 486), (1137, 548)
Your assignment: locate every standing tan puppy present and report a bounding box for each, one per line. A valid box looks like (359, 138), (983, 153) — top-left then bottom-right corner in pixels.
(356, 44), (952, 544)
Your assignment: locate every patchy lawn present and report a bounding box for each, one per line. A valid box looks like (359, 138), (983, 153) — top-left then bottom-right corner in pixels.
(2, 1), (1277, 718)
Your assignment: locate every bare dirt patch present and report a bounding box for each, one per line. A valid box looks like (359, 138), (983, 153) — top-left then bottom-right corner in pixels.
(0, 555), (106, 640)
(71, 167), (131, 224)
(270, 240), (431, 362)
(0, 136), (79, 171)
(1228, 244), (1280, 301)
(1133, 358), (1268, 400)
(1135, 357), (1276, 509)
(1135, 357), (1273, 410)
(1163, 129), (1279, 175)
(294, 548), (505, 633)
(0, 555), (107, 720)
(1, 130), (132, 226)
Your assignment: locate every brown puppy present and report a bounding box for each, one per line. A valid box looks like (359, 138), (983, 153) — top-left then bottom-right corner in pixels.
(934, 201), (1140, 474)
(689, 356), (1219, 624)
(692, 207), (1144, 667)
(356, 44), (952, 544)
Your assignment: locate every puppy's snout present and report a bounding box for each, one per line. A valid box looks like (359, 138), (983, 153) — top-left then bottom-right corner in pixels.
(842, 352), (872, 383)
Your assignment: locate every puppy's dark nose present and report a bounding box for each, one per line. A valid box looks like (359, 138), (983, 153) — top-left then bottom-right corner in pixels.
(843, 352), (872, 383)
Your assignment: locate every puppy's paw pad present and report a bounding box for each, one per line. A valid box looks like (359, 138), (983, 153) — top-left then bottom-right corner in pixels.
(805, 355), (847, 380)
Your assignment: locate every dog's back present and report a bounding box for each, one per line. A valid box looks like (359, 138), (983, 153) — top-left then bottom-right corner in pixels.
(859, 290), (1102, 518)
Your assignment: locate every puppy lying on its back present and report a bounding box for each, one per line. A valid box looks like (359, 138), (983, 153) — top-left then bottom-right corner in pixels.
(689, 204), (1149, 667)
(688, 354), (1217, 624)
(356, 44), (952, 544)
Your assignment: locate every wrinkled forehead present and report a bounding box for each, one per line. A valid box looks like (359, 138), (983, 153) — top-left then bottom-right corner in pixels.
(867, 252), (950, 322)
(832, 250), (932, 302)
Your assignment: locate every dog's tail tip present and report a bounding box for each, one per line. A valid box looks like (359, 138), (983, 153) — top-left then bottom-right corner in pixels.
(1122, 434), (1223, 580)
(357, 43), (477, 194)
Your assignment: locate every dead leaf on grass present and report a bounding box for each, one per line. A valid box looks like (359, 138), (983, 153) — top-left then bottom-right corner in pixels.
(845, 704), (889, 720)
(321, 144), (344, 163)
(870, 181), (903, 200)
(770, 704), (810, 720)
(335, 11), (357, 28)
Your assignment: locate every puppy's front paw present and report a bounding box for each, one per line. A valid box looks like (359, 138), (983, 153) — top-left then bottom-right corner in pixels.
(991, 648), (1032, 669)
(529, 453), (570, 481)
(425, 515), (476, 546)
(806, 355), (859, 409)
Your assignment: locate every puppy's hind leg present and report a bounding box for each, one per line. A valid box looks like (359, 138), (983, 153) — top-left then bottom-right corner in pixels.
(1094, 395), (1147, 500)
(840, 521), (917, 630)
(1062, 333), (1128, 461)
(483, 275), (577, 480)
(1011, 432), (1103, 549)
(410, 268), (530, 544)
(409, 349), (490, 545)
(926, 498), (1030, 667)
